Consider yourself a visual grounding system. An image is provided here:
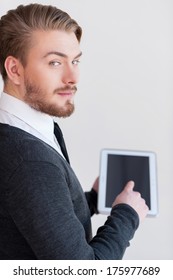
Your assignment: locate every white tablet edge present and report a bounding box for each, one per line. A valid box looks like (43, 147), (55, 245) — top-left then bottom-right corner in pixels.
(98, 149), (158, 217)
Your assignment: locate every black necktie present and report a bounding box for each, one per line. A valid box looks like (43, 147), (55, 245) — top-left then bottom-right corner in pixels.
(54, 122), (70, 164)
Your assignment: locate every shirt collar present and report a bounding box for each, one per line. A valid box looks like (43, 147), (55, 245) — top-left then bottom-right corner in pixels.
(0, 92), (55, 143)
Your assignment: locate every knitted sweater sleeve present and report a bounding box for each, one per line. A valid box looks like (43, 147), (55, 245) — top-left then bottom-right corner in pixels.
(6, 160), (139, 260)
(90, 204), (139, 259)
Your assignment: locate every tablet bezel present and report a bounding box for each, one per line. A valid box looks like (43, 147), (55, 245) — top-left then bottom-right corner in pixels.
(98, 149), (158, 216)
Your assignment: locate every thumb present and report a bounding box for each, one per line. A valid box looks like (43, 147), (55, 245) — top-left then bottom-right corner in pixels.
(124, 180), (135, 192)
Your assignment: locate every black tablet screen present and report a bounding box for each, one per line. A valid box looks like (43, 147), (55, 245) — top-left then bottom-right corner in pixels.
(105, 154), (151, 209)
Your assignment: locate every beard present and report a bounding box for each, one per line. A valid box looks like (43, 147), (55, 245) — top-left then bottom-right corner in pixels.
(23, 78), (76, 118)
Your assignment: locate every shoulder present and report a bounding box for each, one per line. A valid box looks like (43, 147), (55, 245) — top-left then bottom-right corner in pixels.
(0, 124), (67, 179)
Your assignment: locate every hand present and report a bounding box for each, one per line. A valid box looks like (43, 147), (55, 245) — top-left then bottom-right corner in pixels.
(92, 177), (99, 193)
(112, 181), (149, 222)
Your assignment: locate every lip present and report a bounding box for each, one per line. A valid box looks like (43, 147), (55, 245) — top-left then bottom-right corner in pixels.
(58, 92), (74, 96)
(57, 90), (76, 97)
(58, 92), (73, 95)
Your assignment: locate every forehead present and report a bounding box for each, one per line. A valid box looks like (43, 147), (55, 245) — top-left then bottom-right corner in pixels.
(28, 30), (80, 58)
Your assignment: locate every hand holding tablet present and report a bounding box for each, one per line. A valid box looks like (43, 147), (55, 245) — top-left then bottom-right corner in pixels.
(112, 180), (149, 222)
(98, 149), (158, 217)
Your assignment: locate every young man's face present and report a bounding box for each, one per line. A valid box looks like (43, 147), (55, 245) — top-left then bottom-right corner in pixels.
(22, 30), (82, 117)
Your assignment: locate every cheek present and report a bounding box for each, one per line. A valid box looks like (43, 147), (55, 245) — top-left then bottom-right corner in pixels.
(24, 66), (42, 83)
(24, 64), (62, 92)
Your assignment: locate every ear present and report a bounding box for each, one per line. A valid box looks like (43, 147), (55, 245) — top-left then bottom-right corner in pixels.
(4, 56), (23, 85)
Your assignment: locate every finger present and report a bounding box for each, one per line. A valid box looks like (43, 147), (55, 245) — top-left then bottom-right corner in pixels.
(124, 180), (135, 192)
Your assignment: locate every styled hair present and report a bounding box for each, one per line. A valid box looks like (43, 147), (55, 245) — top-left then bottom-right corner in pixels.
(0, 3), (82, 81)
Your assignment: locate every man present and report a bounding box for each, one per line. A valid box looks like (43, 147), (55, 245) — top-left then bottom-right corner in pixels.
(0, 3), (148, 259)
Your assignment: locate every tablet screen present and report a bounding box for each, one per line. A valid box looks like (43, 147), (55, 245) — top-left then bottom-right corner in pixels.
(98, 149), (158, 216)
(106, 154), (151, 209)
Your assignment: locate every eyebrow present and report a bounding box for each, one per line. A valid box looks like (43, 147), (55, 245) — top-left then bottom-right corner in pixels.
(43, 51), (82, 59)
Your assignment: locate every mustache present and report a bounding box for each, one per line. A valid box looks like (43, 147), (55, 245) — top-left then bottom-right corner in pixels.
(54, 86), (77, 94)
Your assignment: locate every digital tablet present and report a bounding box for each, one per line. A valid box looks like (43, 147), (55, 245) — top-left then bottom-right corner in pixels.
(98, 149), (158, 216)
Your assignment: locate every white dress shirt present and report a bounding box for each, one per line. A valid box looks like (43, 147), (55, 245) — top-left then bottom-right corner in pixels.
(0, 92), (64, 157)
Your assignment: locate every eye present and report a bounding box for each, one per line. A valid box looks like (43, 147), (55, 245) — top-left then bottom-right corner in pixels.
(72, 59), (80, 65)
(49, 61), (61, 67)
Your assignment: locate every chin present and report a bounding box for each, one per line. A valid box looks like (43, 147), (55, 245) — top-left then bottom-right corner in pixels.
(48, 103), (75, 118)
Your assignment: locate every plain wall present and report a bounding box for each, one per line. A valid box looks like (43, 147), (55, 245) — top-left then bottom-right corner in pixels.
(0, 0), (172, 259)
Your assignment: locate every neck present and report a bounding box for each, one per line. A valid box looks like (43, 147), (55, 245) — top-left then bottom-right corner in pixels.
(3, 80), (25, 101)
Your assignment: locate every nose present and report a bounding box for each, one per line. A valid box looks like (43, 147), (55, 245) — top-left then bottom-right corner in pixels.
(62, 64), (79, 85)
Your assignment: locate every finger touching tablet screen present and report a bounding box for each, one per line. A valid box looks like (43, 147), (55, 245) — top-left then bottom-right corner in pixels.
(98, 149), (158, 216)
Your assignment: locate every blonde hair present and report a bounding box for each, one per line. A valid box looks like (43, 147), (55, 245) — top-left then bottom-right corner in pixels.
(0, 3), (82, 81)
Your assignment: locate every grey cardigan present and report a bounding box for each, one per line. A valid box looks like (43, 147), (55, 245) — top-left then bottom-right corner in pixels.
(0, 124), (139, 259)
